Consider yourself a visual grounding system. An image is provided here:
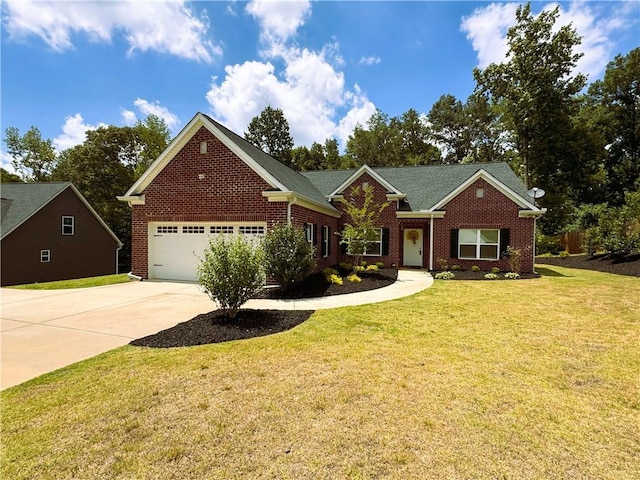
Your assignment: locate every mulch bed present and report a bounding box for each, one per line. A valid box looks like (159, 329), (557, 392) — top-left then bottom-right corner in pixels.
(130, 310), (315, 348)
(254, 268), (398, 299)
(535, 253), (640, 277)
(130, 268), (398, 348)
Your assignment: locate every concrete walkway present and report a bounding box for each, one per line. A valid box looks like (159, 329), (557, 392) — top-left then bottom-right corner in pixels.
(1, 270), (432, 390)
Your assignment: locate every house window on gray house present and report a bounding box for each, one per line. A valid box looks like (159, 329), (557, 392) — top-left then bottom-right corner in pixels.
(41, 250), (51, 263)
(459, 229), (499, 260)
(62, 216), (74, 235)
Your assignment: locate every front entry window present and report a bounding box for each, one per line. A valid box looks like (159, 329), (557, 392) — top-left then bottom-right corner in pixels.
(459, 229), (499, 260)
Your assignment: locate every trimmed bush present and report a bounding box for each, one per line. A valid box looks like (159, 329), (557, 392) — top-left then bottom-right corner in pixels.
(504, 272), (520, 280)
(262, 222), (315, 291)
(559, 250), (570, 259)
(484, 273), (498, 280)
(375, 262), (384, 269)
(490, 267), (501, 274)
(197, 234), (264, 319)
(338, 262), (353, 274)
(451, 264), (461, 271)
(347, 274), (362, 283)
(435, 271), (455, 280)
(471, 265), (481, 272)
(366, 264), (379, 271)
(328, 274), (343, 285)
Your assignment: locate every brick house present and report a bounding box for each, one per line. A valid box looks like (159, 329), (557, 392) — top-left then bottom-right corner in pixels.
(119, 112), (544, 281)
(1, 182), (122, 286)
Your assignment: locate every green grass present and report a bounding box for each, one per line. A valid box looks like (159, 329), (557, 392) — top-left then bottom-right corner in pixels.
(2, 265), (639, 479)
(7, 273), (130, 290)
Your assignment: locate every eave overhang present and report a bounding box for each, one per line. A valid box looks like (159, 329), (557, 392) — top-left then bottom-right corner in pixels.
(263, 191), (342, 218)
(116, 195), (145, 206)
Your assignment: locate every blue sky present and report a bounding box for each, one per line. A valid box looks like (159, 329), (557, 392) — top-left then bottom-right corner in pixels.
(1, 1), (638, 172)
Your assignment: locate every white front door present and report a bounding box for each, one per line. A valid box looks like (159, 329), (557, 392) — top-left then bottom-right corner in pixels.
(403, 228), (423, 267)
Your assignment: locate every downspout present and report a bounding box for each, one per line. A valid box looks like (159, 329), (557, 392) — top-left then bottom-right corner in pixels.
(532, 216), (538, 275)
(116, 245), (122, 274)
(287, 195), (298, 224)
(429, 213), (435, 271)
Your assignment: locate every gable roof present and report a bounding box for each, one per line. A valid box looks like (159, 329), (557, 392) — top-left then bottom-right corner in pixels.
(122, 112), (336, 213)
(1, 182), (122, 245)
(303, 162), (539, 212)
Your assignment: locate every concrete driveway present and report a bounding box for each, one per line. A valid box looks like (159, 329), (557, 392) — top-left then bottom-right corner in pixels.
(1, 281), (214, 390)
(1, 270), (432, 390)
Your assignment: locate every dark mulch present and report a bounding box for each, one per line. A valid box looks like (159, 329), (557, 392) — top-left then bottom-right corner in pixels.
(130, 268), (398, 348)
(254, 268), (398, 299)
(536, 253), (640, 277)
(443, 270), (540, 280)
(130, 309), (314, 348)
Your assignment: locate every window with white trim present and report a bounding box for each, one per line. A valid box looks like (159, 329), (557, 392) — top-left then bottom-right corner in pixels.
(182, 226), (205, 234)
(347, 228), (383, 256)
(459, 229), (499, 260)
(62, 216), (74, 235)
(323, 225), (330, 257)
(41, 250), (51, 262)
(211, 226), (234, 234)
(305, 223), (314, 245)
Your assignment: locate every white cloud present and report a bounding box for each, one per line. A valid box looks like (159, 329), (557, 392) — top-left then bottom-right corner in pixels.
(207, 0), (376, 149)
(246, 0), (311, 45)
(461, 1), (635, 79)
(3, 0), (220, 62)
(121, 109), (137, 126)
(133, 99), (180, 129)
(1, 150), (17, 174)
(359, 56), (382, 66)
(53, 114), (107, 152)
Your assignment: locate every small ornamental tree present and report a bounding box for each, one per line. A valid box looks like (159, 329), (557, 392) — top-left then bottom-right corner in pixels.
(262, 222), (315, 291)
(196, 234), (265, 319)
(339, 184), (389, 269)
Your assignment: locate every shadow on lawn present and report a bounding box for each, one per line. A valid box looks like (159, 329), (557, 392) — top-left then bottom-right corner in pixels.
(535, 267), (571, 277)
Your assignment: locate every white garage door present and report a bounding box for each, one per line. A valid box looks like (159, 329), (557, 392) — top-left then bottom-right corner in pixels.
(149, 223), (266, 281)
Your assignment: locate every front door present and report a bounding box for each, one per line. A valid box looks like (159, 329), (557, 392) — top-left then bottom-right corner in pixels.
(403, 228), (423, 267)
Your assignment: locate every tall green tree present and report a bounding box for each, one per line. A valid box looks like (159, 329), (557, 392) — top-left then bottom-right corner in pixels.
(3, 126), (56, 182)
(586, 48), (640, 203)
(1, 168), (21, 183)
(244, 106), (294, 166)
(427, 94), (471, 163)
(345, 110), (403, 167)
(133, 114), (172, 177)
(398, 109), (442, 165)
(474, 3), (587, 233)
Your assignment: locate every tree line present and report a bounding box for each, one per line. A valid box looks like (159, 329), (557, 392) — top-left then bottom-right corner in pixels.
(3, 3), (638, 261)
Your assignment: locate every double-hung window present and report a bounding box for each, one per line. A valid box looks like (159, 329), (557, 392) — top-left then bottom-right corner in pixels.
(364, 228), (383, 256)
(62, 216), (74, 235)
(41, 250), (51, 263)
(459, 229), (499, 260)
(322, 225), (330, 257)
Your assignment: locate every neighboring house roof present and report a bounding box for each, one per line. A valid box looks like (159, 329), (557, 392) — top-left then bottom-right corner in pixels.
(1, 182), (122, 245)
(303, 162), (539, 212)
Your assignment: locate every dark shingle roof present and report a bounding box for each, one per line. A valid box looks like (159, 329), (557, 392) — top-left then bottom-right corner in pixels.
(202, 114), (334, 209)
(1, 182), (71, 239)
(302, 163), (531, 211)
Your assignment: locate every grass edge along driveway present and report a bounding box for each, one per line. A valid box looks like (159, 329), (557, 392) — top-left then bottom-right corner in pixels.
(2, 265), (639, 480)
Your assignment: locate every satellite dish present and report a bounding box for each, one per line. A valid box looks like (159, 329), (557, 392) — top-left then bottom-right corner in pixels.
(527, 187), (546, 199)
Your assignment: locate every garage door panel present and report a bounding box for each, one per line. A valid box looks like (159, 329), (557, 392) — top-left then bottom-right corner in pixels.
(149, 223), (265, 282)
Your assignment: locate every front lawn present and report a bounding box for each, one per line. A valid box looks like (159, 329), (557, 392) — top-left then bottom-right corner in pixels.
(7, 273), (130, 290)
(2, 265), (638, 479)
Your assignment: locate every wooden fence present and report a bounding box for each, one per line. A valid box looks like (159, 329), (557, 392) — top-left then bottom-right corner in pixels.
(557, 230), (585, 254)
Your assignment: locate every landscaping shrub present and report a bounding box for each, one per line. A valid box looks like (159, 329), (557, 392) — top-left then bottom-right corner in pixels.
(338, 262), (353, 274)
(490, 267), (500, 274)
(536, 234), (563, 255)
(347, 274), (362, 283)
(262, 222), (315, 291)
(360, 261), (367, 267)
(354, 265), (365, 272)
(435, 271), (455, 280)
(197, 234), (264, 319)
(504, 272), (520, 280)
(375, 262), (384, 269)
(323, 267), (339, 282)
(366, 264), (378, 271)
(451, 264), (460, 271)
(484, 273), (498, 280)
(471, 265), (481, 272)
(559, 250), (570, 259)
(328, 274), (343, 285)
(505, 246), (523, 274)
(436, 257), (449, 271)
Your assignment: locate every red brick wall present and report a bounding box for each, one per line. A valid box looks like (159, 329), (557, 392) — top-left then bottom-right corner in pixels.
(290, 204), (340, 270)
(131, 127), (287, 278)
(433, 178), (535, 273)
(332, 172), (401, 268)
